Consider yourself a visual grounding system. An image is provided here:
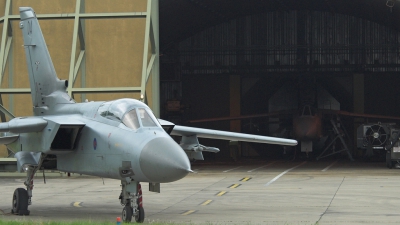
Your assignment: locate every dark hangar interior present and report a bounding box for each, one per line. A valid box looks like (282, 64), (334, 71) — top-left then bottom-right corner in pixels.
(158, 0), (400, 162)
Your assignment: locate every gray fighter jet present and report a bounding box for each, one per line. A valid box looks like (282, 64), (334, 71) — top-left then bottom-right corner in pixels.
(0, 7), (297, 223)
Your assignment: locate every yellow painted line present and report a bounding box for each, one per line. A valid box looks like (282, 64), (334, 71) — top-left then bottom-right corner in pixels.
(216, 191), (227, 196)
(229, 184), (241, 189)
(201, 200), (213, 206)
(181, 210), (196, 215)
(72, 202), (82, 207)
(240, 177), (251, 182)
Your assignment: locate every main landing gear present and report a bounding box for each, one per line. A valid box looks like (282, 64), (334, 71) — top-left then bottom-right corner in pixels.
(12, 165), (40, 216)
(12, 188), (29, 215)
(119, 181), (145, 223)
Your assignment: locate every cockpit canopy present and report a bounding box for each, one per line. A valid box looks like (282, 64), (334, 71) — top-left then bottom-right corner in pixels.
(97, 98), (158, 129)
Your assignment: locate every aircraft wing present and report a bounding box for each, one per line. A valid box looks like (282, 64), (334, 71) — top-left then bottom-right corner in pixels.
(320, 109), (400, 121)
(171, 125), (298, 146)
(159, 119), (297, 160)
(0, 116), (85, 153)
(0, 117), (47, 133)
(0, 117), (47, 146)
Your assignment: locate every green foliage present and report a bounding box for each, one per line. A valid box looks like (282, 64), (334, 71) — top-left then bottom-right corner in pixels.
(0, 220), (114, 225)
(0, 219), (319, 225)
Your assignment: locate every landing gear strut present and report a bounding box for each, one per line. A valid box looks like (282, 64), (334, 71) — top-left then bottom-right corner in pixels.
(119, 181), (145, 223)
(386, 151), (396, 169)
(12, 164), (41, 215)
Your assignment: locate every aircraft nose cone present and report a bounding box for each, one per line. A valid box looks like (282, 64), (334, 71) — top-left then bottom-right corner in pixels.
(139, 137), (191, 183)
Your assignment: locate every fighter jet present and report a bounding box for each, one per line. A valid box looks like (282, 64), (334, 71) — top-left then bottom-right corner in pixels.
(0, 7), (297, 223)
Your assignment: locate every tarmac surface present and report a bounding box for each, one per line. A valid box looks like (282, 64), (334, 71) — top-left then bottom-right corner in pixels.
(0, 159), (400, 224)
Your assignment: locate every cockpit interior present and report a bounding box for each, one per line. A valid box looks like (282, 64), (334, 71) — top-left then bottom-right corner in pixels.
(97, 99), (159, 129)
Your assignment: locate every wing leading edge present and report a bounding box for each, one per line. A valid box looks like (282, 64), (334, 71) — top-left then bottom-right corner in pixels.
(159, 119), (297, 161)
(171, 125), (298, 146)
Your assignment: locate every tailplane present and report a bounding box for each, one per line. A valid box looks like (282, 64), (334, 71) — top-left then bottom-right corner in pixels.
(19, 7), (73, 115)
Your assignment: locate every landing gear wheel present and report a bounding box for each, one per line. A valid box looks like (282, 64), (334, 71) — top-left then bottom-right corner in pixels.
(135, 206), (145, 223)
(122, 205), (133, 222)
(12, 188), (30, 215)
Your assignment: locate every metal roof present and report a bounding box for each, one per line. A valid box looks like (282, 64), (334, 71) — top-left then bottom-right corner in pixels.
(159, 0), (400, 52)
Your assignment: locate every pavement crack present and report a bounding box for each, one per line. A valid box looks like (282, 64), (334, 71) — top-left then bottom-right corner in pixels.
(317, 176), (345, 223)
(0, 208), (12, 216)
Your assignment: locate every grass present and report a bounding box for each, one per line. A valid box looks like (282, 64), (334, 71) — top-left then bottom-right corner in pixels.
(0, 214), (319, 225)
(0, 220), (319, 225)
(0, 221), (115, 225)
(0, 219), (197, 225)
(0, 220), (181, 225)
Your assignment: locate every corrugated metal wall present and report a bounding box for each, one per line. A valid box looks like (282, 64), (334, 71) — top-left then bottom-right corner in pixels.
(171, 10), (400, 74)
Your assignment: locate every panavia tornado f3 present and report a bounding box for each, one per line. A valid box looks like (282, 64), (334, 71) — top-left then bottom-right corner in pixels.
(1, 7), (297, 223)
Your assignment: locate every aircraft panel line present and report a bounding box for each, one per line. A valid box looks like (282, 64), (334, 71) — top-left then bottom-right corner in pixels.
(321, 160), (338, 172)
(265, 161), (307, 187)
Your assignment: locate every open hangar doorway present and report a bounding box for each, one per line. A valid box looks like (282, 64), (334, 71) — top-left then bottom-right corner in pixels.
(158, 1), (400, 162)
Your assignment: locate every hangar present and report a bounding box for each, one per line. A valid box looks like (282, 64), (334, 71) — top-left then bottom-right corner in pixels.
(1, 0), (400, 162)
(158, 0), (400, 161)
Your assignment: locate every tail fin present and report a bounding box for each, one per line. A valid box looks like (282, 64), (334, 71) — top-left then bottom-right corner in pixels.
(19, 7), (72, 115)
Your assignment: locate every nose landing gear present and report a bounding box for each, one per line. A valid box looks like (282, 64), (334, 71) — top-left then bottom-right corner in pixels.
(119, 181), (145, 223)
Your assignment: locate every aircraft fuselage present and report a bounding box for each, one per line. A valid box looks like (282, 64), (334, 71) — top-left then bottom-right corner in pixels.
(9, 99), (191, 183)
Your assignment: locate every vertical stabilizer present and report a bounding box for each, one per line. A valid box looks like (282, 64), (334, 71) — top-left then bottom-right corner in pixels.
(19, 7), (72, 115)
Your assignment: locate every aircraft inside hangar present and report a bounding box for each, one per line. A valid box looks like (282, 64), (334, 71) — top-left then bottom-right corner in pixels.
(158, 0), (400, 165)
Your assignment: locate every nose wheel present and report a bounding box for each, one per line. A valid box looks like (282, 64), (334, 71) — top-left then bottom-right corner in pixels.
(121, 204), (145, 223)
(135, 206), (145, 223)
(122, 205), (133, 222)
(119, 181), (145, 223)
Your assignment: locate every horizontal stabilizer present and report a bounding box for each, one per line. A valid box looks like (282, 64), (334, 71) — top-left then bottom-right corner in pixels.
(171, 125), (298, 146)
(44, 116), (85, 126)
(0, 133), (19, 145)
(0, 117), (47, 133)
